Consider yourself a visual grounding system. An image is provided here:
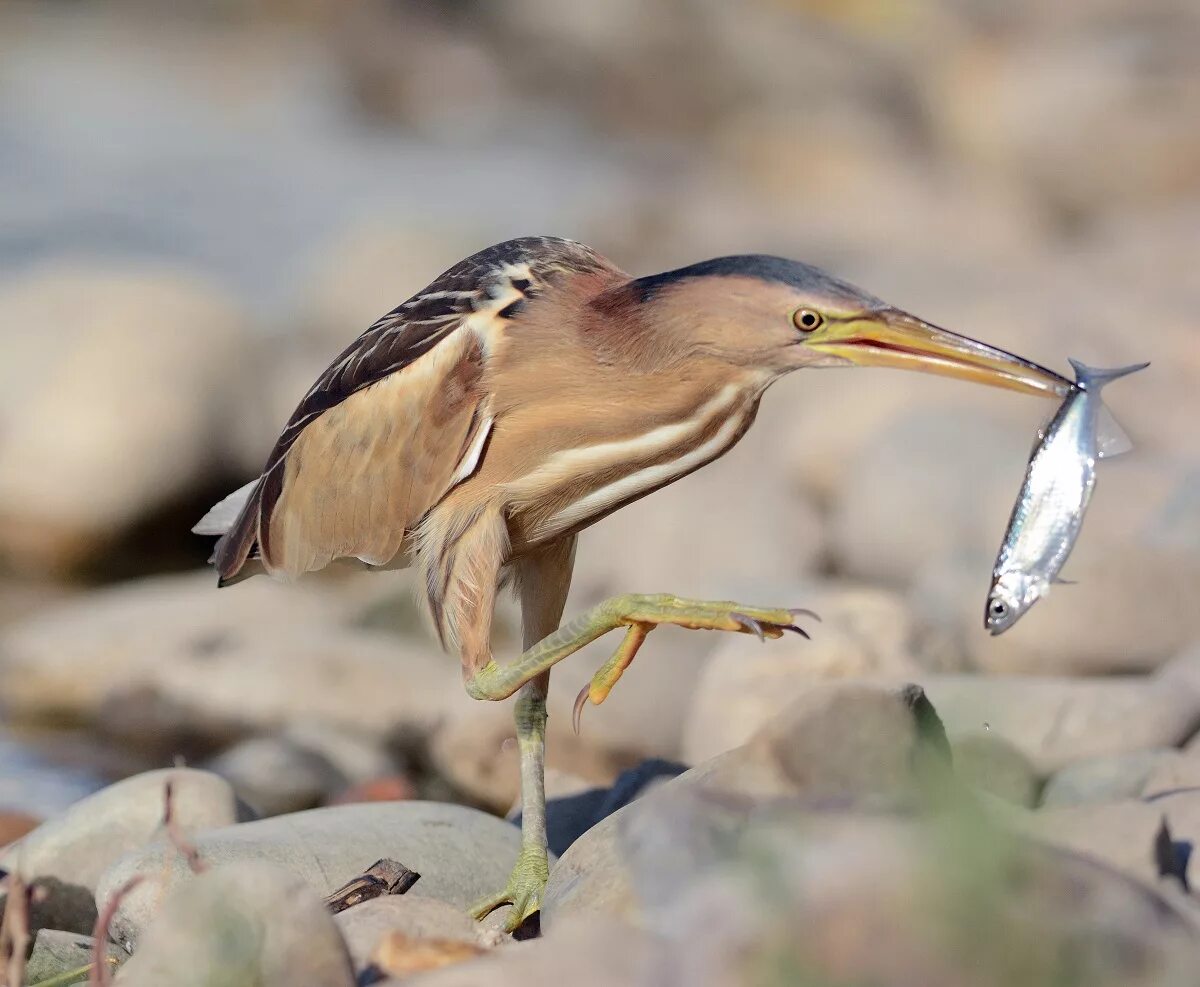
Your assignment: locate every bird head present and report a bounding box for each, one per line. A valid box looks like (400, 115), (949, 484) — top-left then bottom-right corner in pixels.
(630, 255), (1071, 398)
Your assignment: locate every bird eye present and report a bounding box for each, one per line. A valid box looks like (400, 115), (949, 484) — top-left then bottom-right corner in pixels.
(793, 309), (823, 332)
(989, 599), (1009, 619)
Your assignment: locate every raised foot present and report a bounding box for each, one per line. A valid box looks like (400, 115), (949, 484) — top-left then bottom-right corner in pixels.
(469, 850), (548, 933)
(573, 596), (819, 730)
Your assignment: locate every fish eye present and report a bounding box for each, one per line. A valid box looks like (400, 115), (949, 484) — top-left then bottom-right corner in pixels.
(793, 309), (823, 333)
(988, 599), (1009, 620)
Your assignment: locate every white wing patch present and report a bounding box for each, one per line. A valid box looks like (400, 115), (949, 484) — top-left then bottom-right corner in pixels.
(193, 478), (259, 536)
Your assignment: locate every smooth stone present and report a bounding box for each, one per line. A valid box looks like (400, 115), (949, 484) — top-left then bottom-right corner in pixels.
(683, 584), (926, 763)
(204, 735), (345, 817)
(545, 683), (948, 926)
(430, 700), (621, 813)
(335, 896), (483, 973)
(0, 571), (461, 745)
(919, 673), (1200, 775)
(1144, 740), (1200, 798)
(25, 929), (122, 985)
(664, 808), (1200, 987)
(114, 862), (354, 987)
(952, 732), (1040, 806)
(95, 801), (529, 949)
(0, 262), (250, 575)
(512, 759), (687, 858)
(1, 768), (243, 936)
(1042, 750), (1181, 807)
(374, 915), (666, 987)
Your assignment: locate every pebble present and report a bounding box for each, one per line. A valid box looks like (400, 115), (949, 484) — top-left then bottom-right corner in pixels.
(546, 683), (949, 926)
(0, 572), (461, 747)
(919, 672), (1200, 775)
(1041, 750), (1181, 808)
(0, 768), (243, 934)
(204, 735), (346, 817)
(0, 262), (250, 575)
(335, 896), (484, 975)
(683, 584), (925, 763)
(113, 862), (354, 987)
(952, 732), (1040, 807)
(94, 801), (528, 948)
(25, 929), (123, 985)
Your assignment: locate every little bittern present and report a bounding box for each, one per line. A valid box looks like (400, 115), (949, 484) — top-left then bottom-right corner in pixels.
(196, 236), (1069, 929)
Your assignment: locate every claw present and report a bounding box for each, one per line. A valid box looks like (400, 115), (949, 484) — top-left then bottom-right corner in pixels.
(783, 624), (811, 639)
(730, 612), (765, 641)
(572, 684), (589, 734)
(789, 607), (822, 622)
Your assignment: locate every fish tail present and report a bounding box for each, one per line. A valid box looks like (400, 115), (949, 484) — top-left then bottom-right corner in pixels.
(1067, 358), (1150, 390)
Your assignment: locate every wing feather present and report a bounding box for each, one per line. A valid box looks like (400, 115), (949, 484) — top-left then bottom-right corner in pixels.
(207, 236), (609, 583)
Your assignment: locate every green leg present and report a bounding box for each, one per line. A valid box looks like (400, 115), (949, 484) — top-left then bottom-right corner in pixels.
(467, 592), (813, 704)
(466, 593), (815, 933)
(469, 676), (549, 931)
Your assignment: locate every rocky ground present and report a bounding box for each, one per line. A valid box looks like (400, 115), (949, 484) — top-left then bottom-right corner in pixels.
(0, 0), (1199, 984)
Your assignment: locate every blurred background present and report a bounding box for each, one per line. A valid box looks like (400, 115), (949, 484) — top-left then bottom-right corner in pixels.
(0, 0), (1197, 832)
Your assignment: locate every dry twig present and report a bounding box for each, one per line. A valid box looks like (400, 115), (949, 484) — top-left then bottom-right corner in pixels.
(89, 876), (142, 987)
(322, 858), (420, 914)
(162, 780), (206, 875)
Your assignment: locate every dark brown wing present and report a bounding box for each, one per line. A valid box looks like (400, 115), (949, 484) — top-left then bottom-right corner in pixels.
(207, 236), (611, 583)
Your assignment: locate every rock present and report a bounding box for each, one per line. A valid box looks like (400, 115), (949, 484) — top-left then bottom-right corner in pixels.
(683, 584), (925, 762)
(335, 896), (483, 974)
(204, 735), (345, 817)
(1144, 737), (1200, 798)
(1028, 800), (1167, 885)
(546, 683), (948, 925)
(1, 768), (243, 934)
(512, 759), (687, 858)
(430, 699), (622, 813)
(0, 571), (461, 748)
(827, 406), (1028, 586)
(0, 261), (250, 575)
(113, 862), (354, 987)
(665, 809), (1200, 987)
(369, 932), (486, 979)
(952, 732), (1039, 806)
(1042, 750), (1180, 808)
(95, 801), (528, 948)
(920, 673), (1200, 775)
(377, 915), (666, 987)
(25, 929), (122, 985)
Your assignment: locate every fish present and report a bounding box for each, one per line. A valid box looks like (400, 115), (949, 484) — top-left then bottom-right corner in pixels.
(985, 357), (1149, 635)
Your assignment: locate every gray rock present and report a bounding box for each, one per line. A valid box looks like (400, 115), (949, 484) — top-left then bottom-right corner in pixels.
(920, 673), (1200, 775)
(1043, 750), (1180, 807)
(114, 862), (354, 987)
(335, 896), (483, 973)
(204, 735), (345, 817)
(1027, 800), (1167, 885)
(25, 929), (123, 985)
(0, 768), (243, 934)
(546, 683), (948, 926)
(0, 571), (461, 745)
(952, 732), (1040, 807)
(683, 584), (925, 763)
(95, 801), (528, 948)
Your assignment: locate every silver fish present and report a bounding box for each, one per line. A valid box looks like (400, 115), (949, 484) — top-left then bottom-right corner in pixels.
(985, 358), (1149, 635)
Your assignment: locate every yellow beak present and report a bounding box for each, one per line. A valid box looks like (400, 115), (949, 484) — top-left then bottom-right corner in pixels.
(803, 309), (1071, 399)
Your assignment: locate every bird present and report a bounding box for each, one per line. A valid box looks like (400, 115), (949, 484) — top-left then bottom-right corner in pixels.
(194, 235), (1070, 930)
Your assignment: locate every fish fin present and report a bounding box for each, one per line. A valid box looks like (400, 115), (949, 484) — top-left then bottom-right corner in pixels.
(1068, 358), (1150, 390)
(1096, 403), (1134, 459)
